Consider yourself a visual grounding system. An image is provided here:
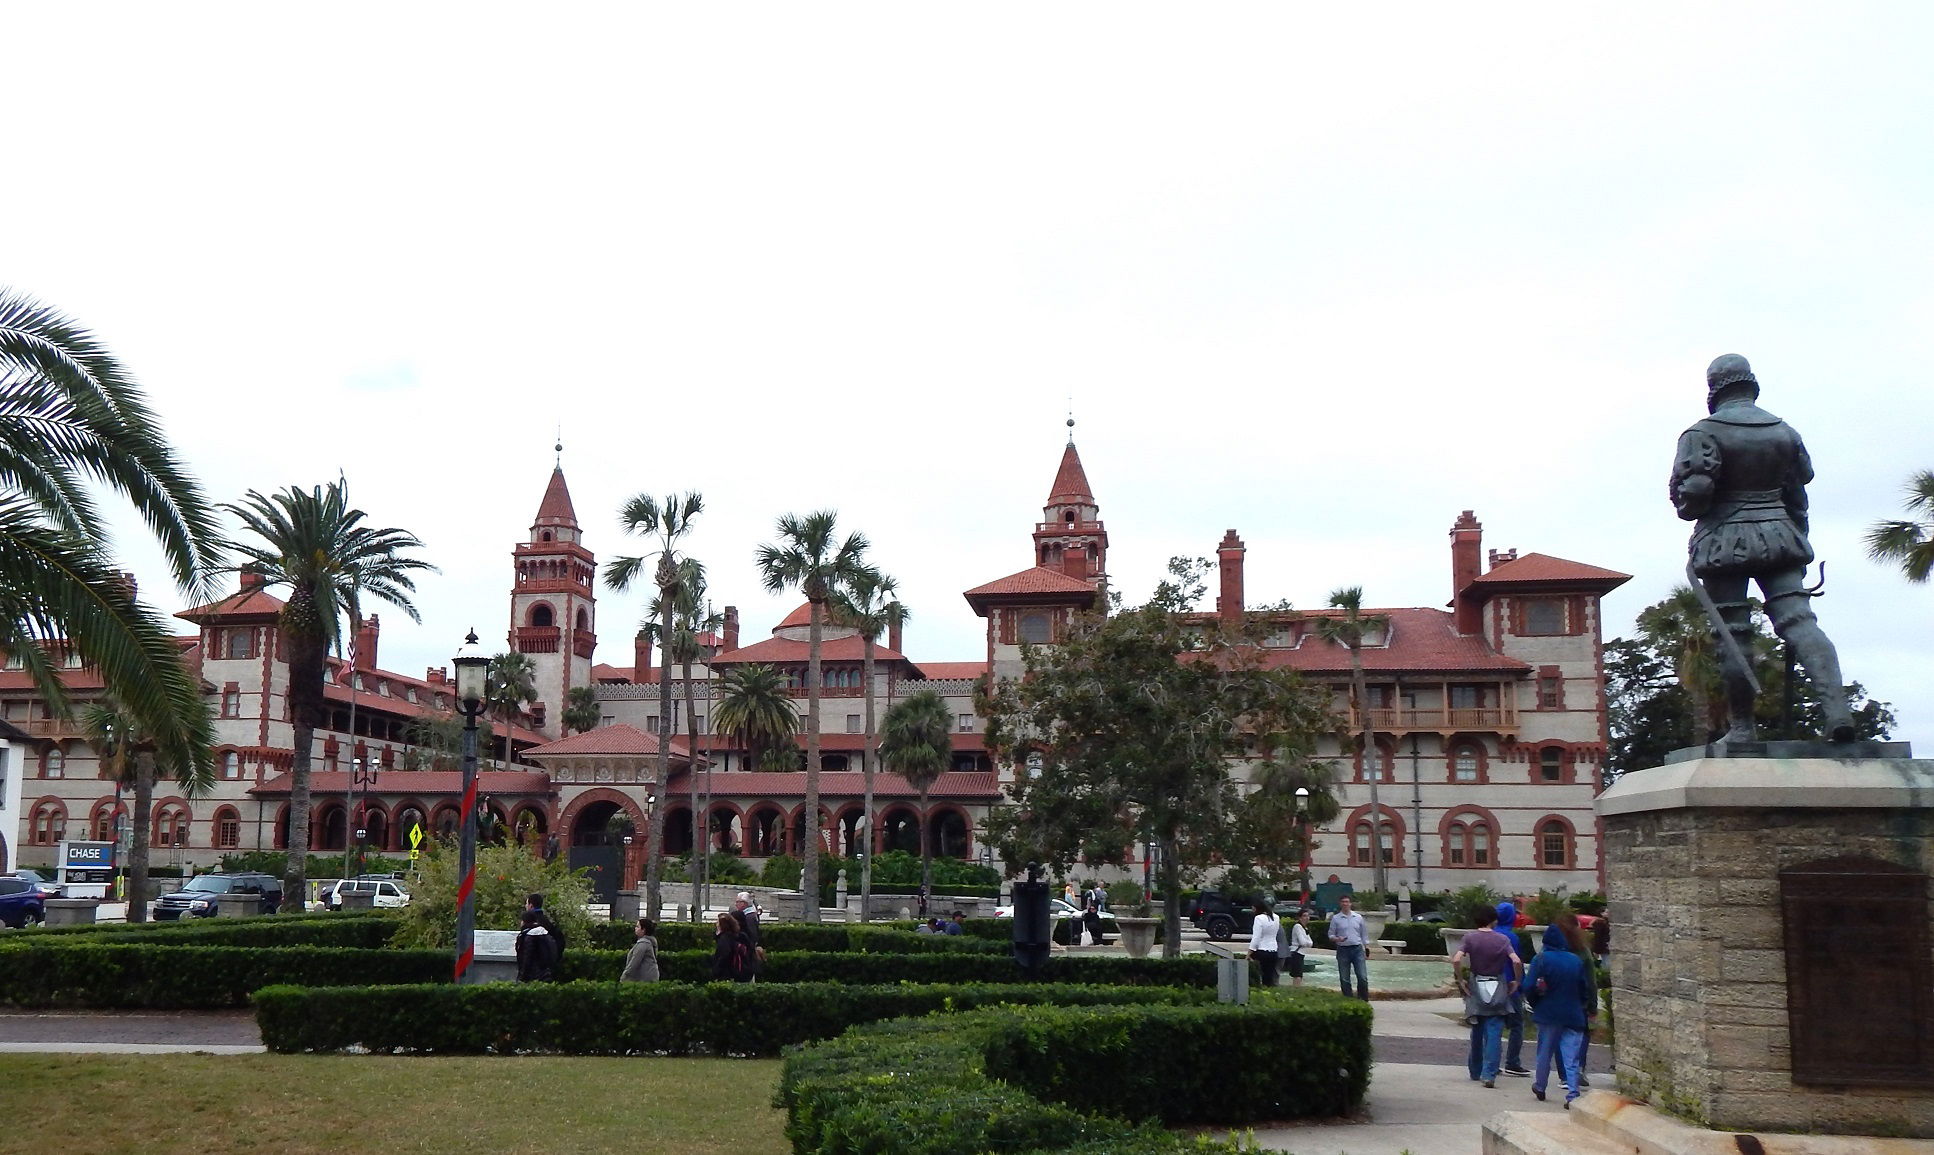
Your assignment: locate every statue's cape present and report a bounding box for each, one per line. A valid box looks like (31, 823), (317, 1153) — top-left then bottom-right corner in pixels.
(1699, 401), (1783, 428)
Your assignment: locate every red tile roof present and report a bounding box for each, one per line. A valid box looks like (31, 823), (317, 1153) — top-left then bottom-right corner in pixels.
(318, 682), (548, 745)
(534, 466), (578, 529)
(176, 586), (287, 622)
(250, 770), (553, 797)
(963, 566), (1099, 610)
(681, 731), (985, 754)
(776, 603), (816, 630)
(712, 635), (908, 666)
(1467, 552), (1631, 592)
(661, 769), (1001, 800)
(521, 723), (697, 760)
(1047, 441), (1095, 506)
(1242, 607), (1530, 675)
(912, 661), (989, 681)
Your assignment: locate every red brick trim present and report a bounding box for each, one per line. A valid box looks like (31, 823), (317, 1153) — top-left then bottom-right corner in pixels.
(1438, 803), (1502, 869)
(1444, 735), (1490, 784)
(1533, 814), (1579, 870)
(1342, 802), (1407, 870)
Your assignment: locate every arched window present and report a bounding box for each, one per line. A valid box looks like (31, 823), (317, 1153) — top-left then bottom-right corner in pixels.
(1449, 743), (1482, 783)
(1352, 817), (1399, 866)
(531, 604), (554, 628)
(1538, 747), (1565, 783)
(43, 748), (64, 779)
(576, 607), (589, 630)
(213, 807), (242, 849)
(1446, 821), (1468, 865)
(221, 751), (243, 780)
(1473, 823), (1493, 866)
(1356, 741), (1395, 784)
(154, 804), (190, 848)
(1537, 818), (1574, 868)
(31, 801), (65, 845)
(90, 803), (118, 843)
(1018, 613), (1052, 644)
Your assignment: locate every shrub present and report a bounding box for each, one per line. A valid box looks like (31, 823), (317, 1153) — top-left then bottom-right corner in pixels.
(1526, 887), (1571, 925)
(555, 949), (1217, 986)
(668, 850), (756, 884)
(8, 910), (382, 941)
(779, 994), (1372, 1155)
(1568, 891), (1608, 916)
(253, 980), (1213, 1054)
(581, 921), (1006, 956)
(1379, 921), (1448, 956)
(0, 942), (446, 1008)
(389, 841), (592, 950)
(1441, 883), (1503, 928)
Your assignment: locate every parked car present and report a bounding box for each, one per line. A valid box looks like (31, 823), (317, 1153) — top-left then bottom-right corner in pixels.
(0, 877), (46, 928)
(1187, 890), (1270, 941)
(993, 897), (1118, 943)
(10, 868), (63, 898)
(153, 872), (283, 920)
(322, 877), (410, 910)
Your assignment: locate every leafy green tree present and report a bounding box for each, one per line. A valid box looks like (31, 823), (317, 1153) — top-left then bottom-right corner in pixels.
(402, 710), (486, 772)
(0, 289), (223, 787)
(983, 559), (1340, 957)
(1310, 587), (1390, 894)
(879, 688), (953, 906)
(830, 568), (908, 921)
(756, 510), (873, 921)
(391, 839), (592, 950)
(225, 480), (433, 910)
(1636, 585), (1727, 745)
(1867, 469), (1934, 583)
(485, 650), (537, 767)
(715, 663), (798, 772)
(562, 686), (602, 736)
(603, 490), (703, 921)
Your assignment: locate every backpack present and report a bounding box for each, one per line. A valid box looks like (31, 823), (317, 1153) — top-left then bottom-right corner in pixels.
(728, 933), (752, 981)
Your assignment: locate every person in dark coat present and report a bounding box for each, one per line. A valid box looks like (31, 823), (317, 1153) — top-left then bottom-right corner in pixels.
(711, 911), (751, 982)
(1524, 922), (1598, 1106)
(515, 909), (560, 982)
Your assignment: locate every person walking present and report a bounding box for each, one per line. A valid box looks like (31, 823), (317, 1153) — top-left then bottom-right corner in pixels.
(1452, 905), (1522, 1087)
(1555, 911), (1597, 1087)
(1285, 909), (1314, 987)
(1328, 894), (1371, 1001)
(621, 916), (659, 982)
(1495, 902), (1531, 1078)
(1524, 922), (1597, 1107)
(733, 892), (766, 980)
(1248, 899), (1282, 988)
(525, 893), (566, 958)
(1082, 888), (1105, 947)
(711, 910), (752, 982)
(515, 908), (560, 982)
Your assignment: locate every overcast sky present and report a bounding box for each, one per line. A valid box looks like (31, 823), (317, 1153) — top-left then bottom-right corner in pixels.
(7, 5), (1931, 750)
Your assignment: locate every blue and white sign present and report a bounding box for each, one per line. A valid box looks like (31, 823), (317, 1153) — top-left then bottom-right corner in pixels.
(60, 840), (115, 870)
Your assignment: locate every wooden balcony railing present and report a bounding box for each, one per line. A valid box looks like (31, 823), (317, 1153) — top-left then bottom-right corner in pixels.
(1346, 705), (1518, 732)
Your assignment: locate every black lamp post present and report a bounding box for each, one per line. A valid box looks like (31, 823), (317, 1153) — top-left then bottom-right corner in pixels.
(452, 629), (488, 983)
(1294, 786), (1311, 911)
(352, 756), (378, 876)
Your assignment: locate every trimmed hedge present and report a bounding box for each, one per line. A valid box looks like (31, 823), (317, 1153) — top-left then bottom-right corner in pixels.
(254, 980), (1214, 1054)
(582, 921), (1006, 956)
(0, 942), (446, 1008)
(779, 994), (1373, 1155)
(7, 911), (391, 943)
(558, 949), (1217, 987)
(1381, 921), (1449, 956)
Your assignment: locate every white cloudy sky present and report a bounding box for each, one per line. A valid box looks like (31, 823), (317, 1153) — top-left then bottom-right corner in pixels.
(7, 5), (1932, 749)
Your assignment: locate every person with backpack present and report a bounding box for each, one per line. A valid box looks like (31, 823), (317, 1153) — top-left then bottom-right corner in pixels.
(711, 910), (753, 983)
(733, 893), (766, 979)
(526, 893), (566, 957)
(1451, 905), (1522, 1087)
(515, 908), (560, 982)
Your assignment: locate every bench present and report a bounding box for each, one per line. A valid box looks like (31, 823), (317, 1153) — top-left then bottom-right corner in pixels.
(1374, 939), (1406, 956)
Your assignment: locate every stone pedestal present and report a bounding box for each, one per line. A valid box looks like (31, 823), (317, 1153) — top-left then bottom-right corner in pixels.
(611, 890), (641, 924)
(1596, 755), (1934, 1138)
(216, 893), (264, 918)
(43, 898), (99, 925)
(339, 893), (375, 911)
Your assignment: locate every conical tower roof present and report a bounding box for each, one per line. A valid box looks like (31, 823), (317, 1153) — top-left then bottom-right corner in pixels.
(1046, 441), (1095, 507)
(533, 466), (579, 530)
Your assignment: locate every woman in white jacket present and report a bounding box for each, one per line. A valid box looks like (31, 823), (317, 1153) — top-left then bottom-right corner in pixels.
(1248, 899), (1283, 987)
(1285, 909), (1314, 987)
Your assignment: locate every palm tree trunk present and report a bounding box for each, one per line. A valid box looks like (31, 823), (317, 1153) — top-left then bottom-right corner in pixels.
(127, 752), (155, 923)
(1352, 648), (1385, 896)
(682, 651), (703, 917)
(647, 578), (674, 920)
(917, 787), (932, 916)
(859, 635), (877, 923)
(283, 628), (326, 913)
(802, 599), (824, 923)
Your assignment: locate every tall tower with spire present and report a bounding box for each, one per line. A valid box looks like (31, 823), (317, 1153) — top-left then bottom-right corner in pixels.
(509, 449), (596, 738)
(1032, 418), (1108, 584)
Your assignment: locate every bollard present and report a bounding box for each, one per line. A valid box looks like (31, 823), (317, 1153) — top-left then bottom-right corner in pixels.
(43, 898), (100, 926)
(835, 869), (848, 911)
(612, 890), (641, 923)
(1210, 946), (1249, 1004)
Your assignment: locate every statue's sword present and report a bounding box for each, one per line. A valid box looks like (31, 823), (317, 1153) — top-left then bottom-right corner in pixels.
(1684, 555), (1760, 696)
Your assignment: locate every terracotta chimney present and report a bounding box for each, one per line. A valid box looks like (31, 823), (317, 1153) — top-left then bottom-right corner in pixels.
(353, 614), (379, 671)
(723, 605), (740, 653)
(888, 614), (903, 656)
(1488, 548), (1517, 568)
(426, 666), (447, 685)
(1215, 529), (1245, 625)
(1451, 510), (1483, 635)
(634, 630), (653, 683)
(240, 570), (267, 591)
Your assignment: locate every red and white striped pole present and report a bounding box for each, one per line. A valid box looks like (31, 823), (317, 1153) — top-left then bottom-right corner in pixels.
(452, 630), (489, 983)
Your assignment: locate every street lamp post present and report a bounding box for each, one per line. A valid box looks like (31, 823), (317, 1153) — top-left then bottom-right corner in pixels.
(351, 756), (378, 877)
(452, 630), (489, 984)
(1294, 786), (1311, 911)
(622, 833), (634, 890)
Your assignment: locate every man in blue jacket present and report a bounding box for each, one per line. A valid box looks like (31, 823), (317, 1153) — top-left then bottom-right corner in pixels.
(1524, 922), (1598, 1106)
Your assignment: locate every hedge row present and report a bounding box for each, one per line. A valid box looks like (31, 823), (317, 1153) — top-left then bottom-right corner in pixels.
(254, 980), (1213, 1054)
(558, 949), (1217, 987)
(8, 910), (389, 942)
(0, 942), (446, 1008)
(779, 995), (1374, 1155)
(582, 921), (1006, 955)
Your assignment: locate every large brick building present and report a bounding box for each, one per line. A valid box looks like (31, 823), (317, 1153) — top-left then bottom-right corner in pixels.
(2, 435), (1625, 897)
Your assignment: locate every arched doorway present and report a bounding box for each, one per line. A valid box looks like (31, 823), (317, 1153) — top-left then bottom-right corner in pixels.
(747, 805), (786, 857)
(882, 806), (920, 855)
(510, 805), (548, 849)
(360, 806), (389, 856)
(394, 806), (427, 853)
(928, 810), (969, 859)
(314, 803), (348, 851)
(663, 806), (695, 857)
(569, 800), (626, 903)
(834, 807), (866, 857)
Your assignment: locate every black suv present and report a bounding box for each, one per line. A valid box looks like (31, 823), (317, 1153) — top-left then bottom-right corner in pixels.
(1186, 890), (1302, 941)
(153, 873), (283, 920)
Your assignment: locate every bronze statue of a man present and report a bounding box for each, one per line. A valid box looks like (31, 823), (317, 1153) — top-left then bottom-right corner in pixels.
(1670, 354), (1855, 744)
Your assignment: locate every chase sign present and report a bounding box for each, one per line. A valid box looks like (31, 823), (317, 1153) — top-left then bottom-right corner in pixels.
(60, 840), (115, 871)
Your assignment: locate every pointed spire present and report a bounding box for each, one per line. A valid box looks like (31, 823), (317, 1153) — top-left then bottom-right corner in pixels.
(1047, 439), (1095, 507)
(534, 465), (579, 531)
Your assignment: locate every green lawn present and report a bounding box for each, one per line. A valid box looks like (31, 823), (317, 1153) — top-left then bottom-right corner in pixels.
(0, 1054), (786, 1155)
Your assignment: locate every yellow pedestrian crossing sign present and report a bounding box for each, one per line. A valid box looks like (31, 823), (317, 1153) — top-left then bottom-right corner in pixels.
(408, 824), (424, 850)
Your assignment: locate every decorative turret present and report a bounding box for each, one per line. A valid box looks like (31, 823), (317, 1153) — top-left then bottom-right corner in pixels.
(509, 446), (597, 737)
(1032, 421), (1108, 583)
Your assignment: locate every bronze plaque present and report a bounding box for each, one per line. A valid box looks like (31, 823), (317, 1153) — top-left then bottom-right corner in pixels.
(1780, 857), (1934, 1087)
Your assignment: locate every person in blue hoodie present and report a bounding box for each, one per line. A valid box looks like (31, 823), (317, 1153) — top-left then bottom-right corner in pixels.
(1494, 902), (1530, 1077)
(1524, 921), (1598, 1106)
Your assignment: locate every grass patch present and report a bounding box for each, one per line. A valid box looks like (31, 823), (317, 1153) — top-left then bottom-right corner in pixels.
(0, 1053), (784, 1155)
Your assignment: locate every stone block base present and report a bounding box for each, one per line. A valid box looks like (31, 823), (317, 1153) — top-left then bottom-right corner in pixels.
(1486, 1091), (1934, 1154)
(1597, 757), (1934, 1137)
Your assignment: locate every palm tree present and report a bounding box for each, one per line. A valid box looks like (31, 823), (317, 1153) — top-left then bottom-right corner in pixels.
(878, 689), (953, 908)
(485, 651), (537, 766)
(644, 559), (723, 914)
(0, 289), (223, 784)
(1637, 585), (1724, 744)
(830, 569), (908, 922)
(80, 700), (159, 922)
(756, 511), (872, 921)
(715, 664), (799, 772)
(603, 490), (703, 920)
(562, 686), (602, 736)
(1867, 469), (1934, 584)
(1312, 587), (1391, 895)
(226, 480), (432, 911)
